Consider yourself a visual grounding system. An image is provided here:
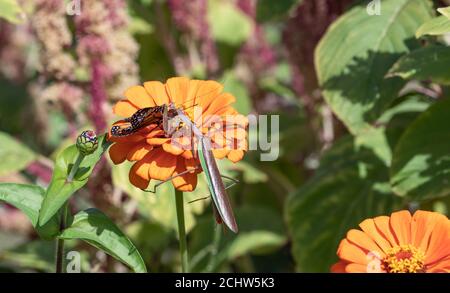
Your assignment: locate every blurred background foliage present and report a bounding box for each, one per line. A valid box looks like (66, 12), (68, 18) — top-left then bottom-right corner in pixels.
(0, 0), (450, 272)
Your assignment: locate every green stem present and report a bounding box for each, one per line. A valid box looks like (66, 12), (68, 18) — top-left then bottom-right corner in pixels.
(56, 152), (84, 273)
(175, 189), (189, 273)
(67, 153), (85, 183)
(55, 203), (68, 273)
(206, 225), (221, 272)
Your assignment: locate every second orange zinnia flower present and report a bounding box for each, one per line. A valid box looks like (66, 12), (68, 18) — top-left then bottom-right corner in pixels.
(331, 210), (450, 273)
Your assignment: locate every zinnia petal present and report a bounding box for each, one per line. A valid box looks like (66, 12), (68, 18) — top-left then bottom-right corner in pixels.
(337, 239), (368, 265)
(124, 85), (155, 108)
(346, 229), (385, 257)
(185, 79), (202, 107)
(194, 80), (223, 110)
(389, 210), (412, 245)
(129, 162), (150, 189)
(147, 137), (171, 145)
(212, 148), (230, 159)
(424, 214), (450, 265)
(109, 142), (135, 164)
(171, 157), (198, 192)
(373, 216), (398, 247)
(427, 256), (450, 272)
(331, 261), (347, 273)
(203, 93), (236, 116)
(411, 210), (440, 253)
(227, 150), (245, 163)
(127, 143), (153, 161)
(359, 219), (392, 254)
(166, 77), (190, 106)
(145, 148), (177, 181)
(345, 263), (368, 273)
(162, 142), (185, 156)
(143, 81), (170, 105)
(113, 100), (138, 117)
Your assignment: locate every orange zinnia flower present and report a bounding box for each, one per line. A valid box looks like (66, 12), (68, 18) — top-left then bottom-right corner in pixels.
(331, 210), (450, 273)
(107, 77), (248, 192)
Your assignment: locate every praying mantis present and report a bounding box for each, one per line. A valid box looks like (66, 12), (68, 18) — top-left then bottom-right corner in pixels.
(164, 106), (239, 233)
(109, 99), (240, 233)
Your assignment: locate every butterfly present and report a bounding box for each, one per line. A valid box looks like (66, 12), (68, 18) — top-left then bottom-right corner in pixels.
(110, 104), (178, 137)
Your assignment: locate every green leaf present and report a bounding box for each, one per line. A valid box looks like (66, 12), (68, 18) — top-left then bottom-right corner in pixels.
(38, 135), (111, 226)
(224, 231), (285, 260)
(388, 45), (450, 85)
(59, 208), (147, 273)
(391, 98), (450, 201)
(355, 95), (432, 165)
(286, 137), (402, 272)
(416, 16), (450, 38)
(256, 0), (302, 22)
(315, 0), (433, 135)
(129, 17), (154, 35)
(437, 7), (450, 19)
(0, 240), (55, 272)
(207, 0), (253, 46)
(0, 183), (59, 239)
(125, 221), (171, 262)
(0, 0), (24, 24)
(0, 132), (36, 176)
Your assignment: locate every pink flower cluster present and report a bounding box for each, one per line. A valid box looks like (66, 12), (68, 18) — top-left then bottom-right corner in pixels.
(25, 0), (140, 132)
(167, 0), (219, 74)
(237, 0), (276, 73)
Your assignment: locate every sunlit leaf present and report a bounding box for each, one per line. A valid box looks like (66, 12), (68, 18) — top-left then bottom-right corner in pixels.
(0, 132), (36, 177)
(59, 208), (147, 273)
(0, 183), (59, 239)
(0, 0), (24, 24)
(38, 135), (111, 226)
(316, 0), (433, 134)
(416, 16), (450, 38)
(207, 0), (253, 45)
(437, 6), (450, 19)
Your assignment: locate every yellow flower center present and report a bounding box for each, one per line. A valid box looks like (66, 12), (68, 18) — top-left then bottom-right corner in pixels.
(383, 245), (425, 273)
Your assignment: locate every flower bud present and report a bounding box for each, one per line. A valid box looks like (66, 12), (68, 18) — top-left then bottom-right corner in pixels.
(76, 130), (98, 155)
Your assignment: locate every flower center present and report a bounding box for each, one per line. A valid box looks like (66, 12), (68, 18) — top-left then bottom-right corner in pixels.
(383, 245), (425, 273)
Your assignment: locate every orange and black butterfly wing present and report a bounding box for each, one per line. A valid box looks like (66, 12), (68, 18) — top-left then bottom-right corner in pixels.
(141, 106), (165, 127)
(110, 106), (167, 137)
(110, 120), (135, 137)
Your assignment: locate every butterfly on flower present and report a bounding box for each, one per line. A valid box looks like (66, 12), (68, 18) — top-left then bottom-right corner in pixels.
(110, 104), (179, 137)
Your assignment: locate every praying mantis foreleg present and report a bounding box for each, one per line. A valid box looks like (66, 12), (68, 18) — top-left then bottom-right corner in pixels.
(188, 176), (239, 204)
